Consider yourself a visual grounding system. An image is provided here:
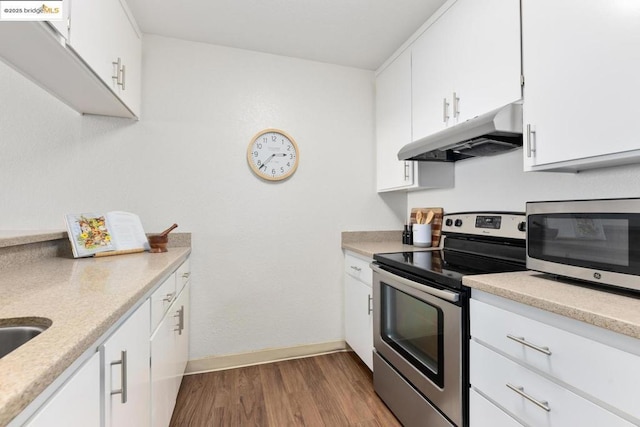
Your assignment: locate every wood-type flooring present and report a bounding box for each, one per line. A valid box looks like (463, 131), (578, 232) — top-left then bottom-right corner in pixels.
(170, 351), (402, 426)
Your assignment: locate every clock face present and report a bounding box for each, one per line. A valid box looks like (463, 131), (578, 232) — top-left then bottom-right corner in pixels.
(247, 129), (299, 181)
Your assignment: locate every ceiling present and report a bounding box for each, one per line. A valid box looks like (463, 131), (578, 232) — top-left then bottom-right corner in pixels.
(126, 0), (448, 70)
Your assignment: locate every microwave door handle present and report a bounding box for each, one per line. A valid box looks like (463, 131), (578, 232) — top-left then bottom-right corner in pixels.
(370, 263), (459, 303)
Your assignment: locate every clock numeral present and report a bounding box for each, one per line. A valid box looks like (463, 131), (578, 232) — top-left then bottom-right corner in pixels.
(280, 167), (284, 174)
(262, 137), (267, 143)
(271, 135), (277, 142)
(287, 145), (291, 151)
(287, 162), (290, 167)
(257, 143), (262, 149)
(253, 151), (258, 157)
(289, 154), (294, 159)
(257, 160), (262, 166)
(272, 168), (276, 176)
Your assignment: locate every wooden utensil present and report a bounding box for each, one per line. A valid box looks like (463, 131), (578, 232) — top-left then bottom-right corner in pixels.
(416, 211), (423, 224)
(159, 223), (178, 237)
(425, 210), (435, 224)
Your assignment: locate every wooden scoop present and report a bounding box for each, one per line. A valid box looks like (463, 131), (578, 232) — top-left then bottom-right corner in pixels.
(425, 210), (435, 224)
(159, 223), (178, 237)
(416, 211), (423, 224)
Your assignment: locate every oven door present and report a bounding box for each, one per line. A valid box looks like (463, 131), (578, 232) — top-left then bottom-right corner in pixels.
(371, 264), (463, 427)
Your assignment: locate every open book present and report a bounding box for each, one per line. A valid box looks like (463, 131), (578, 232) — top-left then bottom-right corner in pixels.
(65, 211), (150, 258)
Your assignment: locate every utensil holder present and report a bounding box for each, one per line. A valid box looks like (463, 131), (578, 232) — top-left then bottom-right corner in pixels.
(413, 224), (431, 247)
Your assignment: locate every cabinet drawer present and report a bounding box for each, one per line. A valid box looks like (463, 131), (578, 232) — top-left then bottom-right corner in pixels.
(469, 388), (523, 427)
(344, 253), (372, 285)
(470, 341), (634, 427)
(150, 274), (176, 333)
(470, 299), (640, 420)
(175, 258), (191, 293)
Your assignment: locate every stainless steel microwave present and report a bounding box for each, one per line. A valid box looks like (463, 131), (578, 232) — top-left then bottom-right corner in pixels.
(526, 198), (640, 293)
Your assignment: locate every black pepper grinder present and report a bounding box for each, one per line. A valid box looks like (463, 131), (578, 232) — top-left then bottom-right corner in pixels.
(402, 224), (410, 244)
(407, 223), (413, 245)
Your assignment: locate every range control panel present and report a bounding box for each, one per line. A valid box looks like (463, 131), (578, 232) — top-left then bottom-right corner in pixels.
(442, 212), (526, 240)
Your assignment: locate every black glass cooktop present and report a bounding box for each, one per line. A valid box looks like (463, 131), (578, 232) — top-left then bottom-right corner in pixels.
(374, 249), (526, 290)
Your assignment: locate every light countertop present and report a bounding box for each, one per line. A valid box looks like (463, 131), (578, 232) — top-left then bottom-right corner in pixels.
(463, 271), (640, 340)
(0, 246), (190, 426)
(341, 230), (438, 258)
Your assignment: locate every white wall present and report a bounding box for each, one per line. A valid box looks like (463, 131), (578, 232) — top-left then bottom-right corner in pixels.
(0, 34), (404, 360)
(408, 149), (640, 214)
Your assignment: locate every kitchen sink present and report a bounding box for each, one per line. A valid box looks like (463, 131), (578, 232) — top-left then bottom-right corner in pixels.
(0, 319), (51, 359)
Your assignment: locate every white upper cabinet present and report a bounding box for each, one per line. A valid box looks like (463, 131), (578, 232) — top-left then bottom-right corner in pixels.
(376, 50), (414, 191)
(69, 0), (142, 116)
(47, 0), (70, 41)
(412, 0), (521, 141)
(0, 0), (141, 118)
(522, 0), (640, 171)
(375, 49), (454, 192)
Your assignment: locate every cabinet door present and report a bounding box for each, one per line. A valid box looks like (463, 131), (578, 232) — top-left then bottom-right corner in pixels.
(471, 341), (635, 427)
(450, 0), (521, 123)
(26, 352), (100, 427)
(69, 0), (141, 116)
(344, 275), (373, 370)
(151, 303), (179, 427)
(412, 0), (521, 134)
(376, 49), (414, 191)
(522, 0), (640, 169)
(412, 12), (453, 140)
(47, 0), (69, 41)
(103, 300), (150, 427)
(174, 282), (190, 391)
(151, 282), (189, 427)
(469, 388), (523, 427)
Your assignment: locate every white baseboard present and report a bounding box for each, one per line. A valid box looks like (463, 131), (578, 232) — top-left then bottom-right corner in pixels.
(185, 340), (348, 375)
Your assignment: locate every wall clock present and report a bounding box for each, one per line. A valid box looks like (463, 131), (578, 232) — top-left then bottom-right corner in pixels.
(247, 128), (299, 181)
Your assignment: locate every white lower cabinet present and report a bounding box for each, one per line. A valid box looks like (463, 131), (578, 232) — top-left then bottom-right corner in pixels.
(13, 257), (191, 427)
(25, 352), (101, 427)
(469, 389), (522, 427)
(151, 281), (190, 427)
(103, 300), (151, 427)
(470, 293), (640, 426)
(344, 252), (373, 370)
(471, 341), (633, 427)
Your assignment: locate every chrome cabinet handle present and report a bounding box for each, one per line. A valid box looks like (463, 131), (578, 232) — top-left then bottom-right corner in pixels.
(367, 295), (373, 315)
(506, 383), (550, 412)
(403, 161), (411, 181)
(182, 272), (190, 279)
(112, 57), (122, 84)
(163, 292), (175, 303)
(452, 92), (460, 119)
(350, 266), (362, 272)
(110, 350), (128, 404)
(443, 98), (450, 122)
(174, 305), (185, 335)
(526, 124), (536, 158)
(506, 334), (552, 355)
(112, 58), (125, 90)
(120, 64), (126, 90)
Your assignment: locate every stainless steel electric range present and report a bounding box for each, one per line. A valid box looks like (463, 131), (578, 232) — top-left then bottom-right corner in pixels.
(371, 212), (527, 427)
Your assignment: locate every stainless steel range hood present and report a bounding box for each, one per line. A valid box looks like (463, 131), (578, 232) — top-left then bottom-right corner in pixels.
(398, 103), (523, 162)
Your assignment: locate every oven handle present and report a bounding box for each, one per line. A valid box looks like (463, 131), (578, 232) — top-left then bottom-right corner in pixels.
(370, 263), (460, 303)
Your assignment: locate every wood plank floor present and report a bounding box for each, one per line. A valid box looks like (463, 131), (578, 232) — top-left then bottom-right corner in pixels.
(170, 351), (402, 427)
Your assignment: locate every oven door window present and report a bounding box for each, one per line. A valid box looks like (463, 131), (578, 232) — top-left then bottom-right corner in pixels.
(380, 283), (444, 387)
